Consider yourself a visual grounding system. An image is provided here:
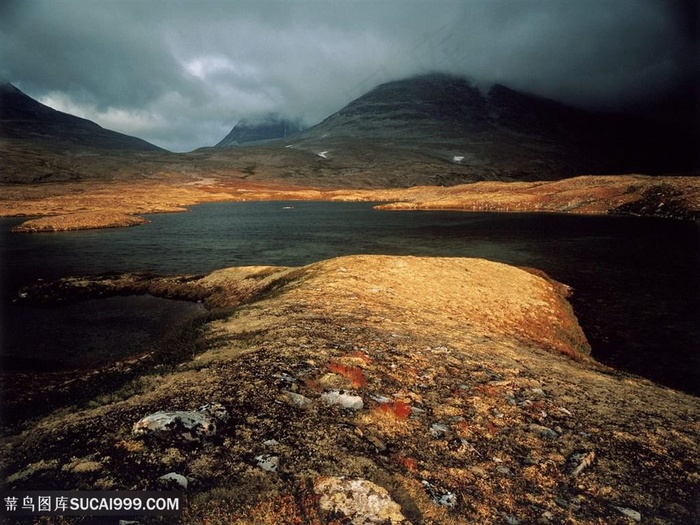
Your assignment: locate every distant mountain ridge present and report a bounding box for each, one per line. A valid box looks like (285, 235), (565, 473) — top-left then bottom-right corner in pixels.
(288, 73), (696, 179)
(215, 114), (303, 147)
(0, 83), (163, 152)
(1, 75), (696, 187)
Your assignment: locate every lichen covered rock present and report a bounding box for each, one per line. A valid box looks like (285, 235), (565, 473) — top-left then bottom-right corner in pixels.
(132, 403), (229, 442)
(314, 476), (410, 524)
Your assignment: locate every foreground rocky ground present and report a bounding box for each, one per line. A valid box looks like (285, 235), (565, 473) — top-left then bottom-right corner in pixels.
(2, 255), (698, 524)
(2, 175), (700, 232)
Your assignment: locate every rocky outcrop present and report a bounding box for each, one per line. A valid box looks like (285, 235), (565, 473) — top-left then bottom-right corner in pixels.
(132, 403), (230, 442)
(314, 477), (410, 524)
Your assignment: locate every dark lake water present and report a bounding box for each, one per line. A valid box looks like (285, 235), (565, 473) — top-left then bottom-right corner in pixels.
(2, 201), (699, 394)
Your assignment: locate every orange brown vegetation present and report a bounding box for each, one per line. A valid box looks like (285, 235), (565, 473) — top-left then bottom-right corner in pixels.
(394, 454), (419, 472)
(2, 174), (699, 232)
(328, 360), (367, 389)
(3, 255), (699, 524)
(375, 400), (412, 420)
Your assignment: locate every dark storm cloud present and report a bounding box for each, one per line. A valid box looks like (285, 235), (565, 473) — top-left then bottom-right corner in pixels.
(1, 0), (696, 151)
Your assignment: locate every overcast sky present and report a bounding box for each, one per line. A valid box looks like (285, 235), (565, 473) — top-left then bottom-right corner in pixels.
(1, 0), (697, 152)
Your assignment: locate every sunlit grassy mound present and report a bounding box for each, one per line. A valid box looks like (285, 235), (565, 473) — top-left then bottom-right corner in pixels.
(2, 256), (698, 524)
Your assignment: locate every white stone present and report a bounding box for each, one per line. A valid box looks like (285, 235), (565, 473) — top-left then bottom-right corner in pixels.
(436, 492), (457, 507)
(430, 423), (449, 438)
(421, 480), (457, 508)
(255, 454), (280, 472)
(369, 394), (392, 404)
(132, 403), (228, 442)
(614, 506), (641, 522)
(158, 472), (188, 490)
(321, 390), (364, 410)
(314, 477), (409, 524)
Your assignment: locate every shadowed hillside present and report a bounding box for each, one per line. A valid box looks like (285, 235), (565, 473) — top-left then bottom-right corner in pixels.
(283, 73), (696, 182)
(0, 83), (163, 152)
(215, 113), (304, 147)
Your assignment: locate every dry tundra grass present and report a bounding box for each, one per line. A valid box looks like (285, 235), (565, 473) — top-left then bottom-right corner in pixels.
(2, 255), (698, 524)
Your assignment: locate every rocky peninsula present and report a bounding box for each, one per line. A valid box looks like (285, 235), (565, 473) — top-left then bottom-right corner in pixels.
(2, 255), (698, 524)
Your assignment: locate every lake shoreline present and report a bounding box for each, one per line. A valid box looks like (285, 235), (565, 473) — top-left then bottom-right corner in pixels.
(4, 202), (698, 397)
(3, 174), (700, 232)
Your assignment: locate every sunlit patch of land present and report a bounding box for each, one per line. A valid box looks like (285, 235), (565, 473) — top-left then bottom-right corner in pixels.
(3, 255), (698, 523)
(2, 174), (699, 232)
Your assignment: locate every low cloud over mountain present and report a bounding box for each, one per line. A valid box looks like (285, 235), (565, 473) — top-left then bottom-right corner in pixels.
(1, 1), (696, 152)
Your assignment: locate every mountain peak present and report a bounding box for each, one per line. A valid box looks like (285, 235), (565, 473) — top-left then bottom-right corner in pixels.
(0, 84), (164, 152)
(1, 82), (22, 94)
(215, 113), (303, 147)
(287, 72), (695, 179)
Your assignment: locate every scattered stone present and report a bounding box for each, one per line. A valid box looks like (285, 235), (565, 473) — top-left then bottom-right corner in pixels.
(263, 439), (280, 447)
(366, 433), (388, 452)
(370, 394), (392, 404)
(282, 390), (313, 409)
(482, 367), (501, 380)
(421, 480), (457, 508)
(158, 472), (188, 490)
(430, 423), (449, 438)
(459, 439), (480, 456)
(528, 424), (558, 439)
(531, 388), (546, 398)
(255, 454), (280, 473)
(503, 514), (520, 524)
(314, 476), (410, 524)
(197, 402), (230, 422)
(614, 506), (641, 522)
(571, 451), (595, 477)
(554, 498), (569, 509)
(410, 406), (426, 416)
(274, 372), (297, 388)
(321, 390), (364, 410)
(132, 403), (229, 442)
